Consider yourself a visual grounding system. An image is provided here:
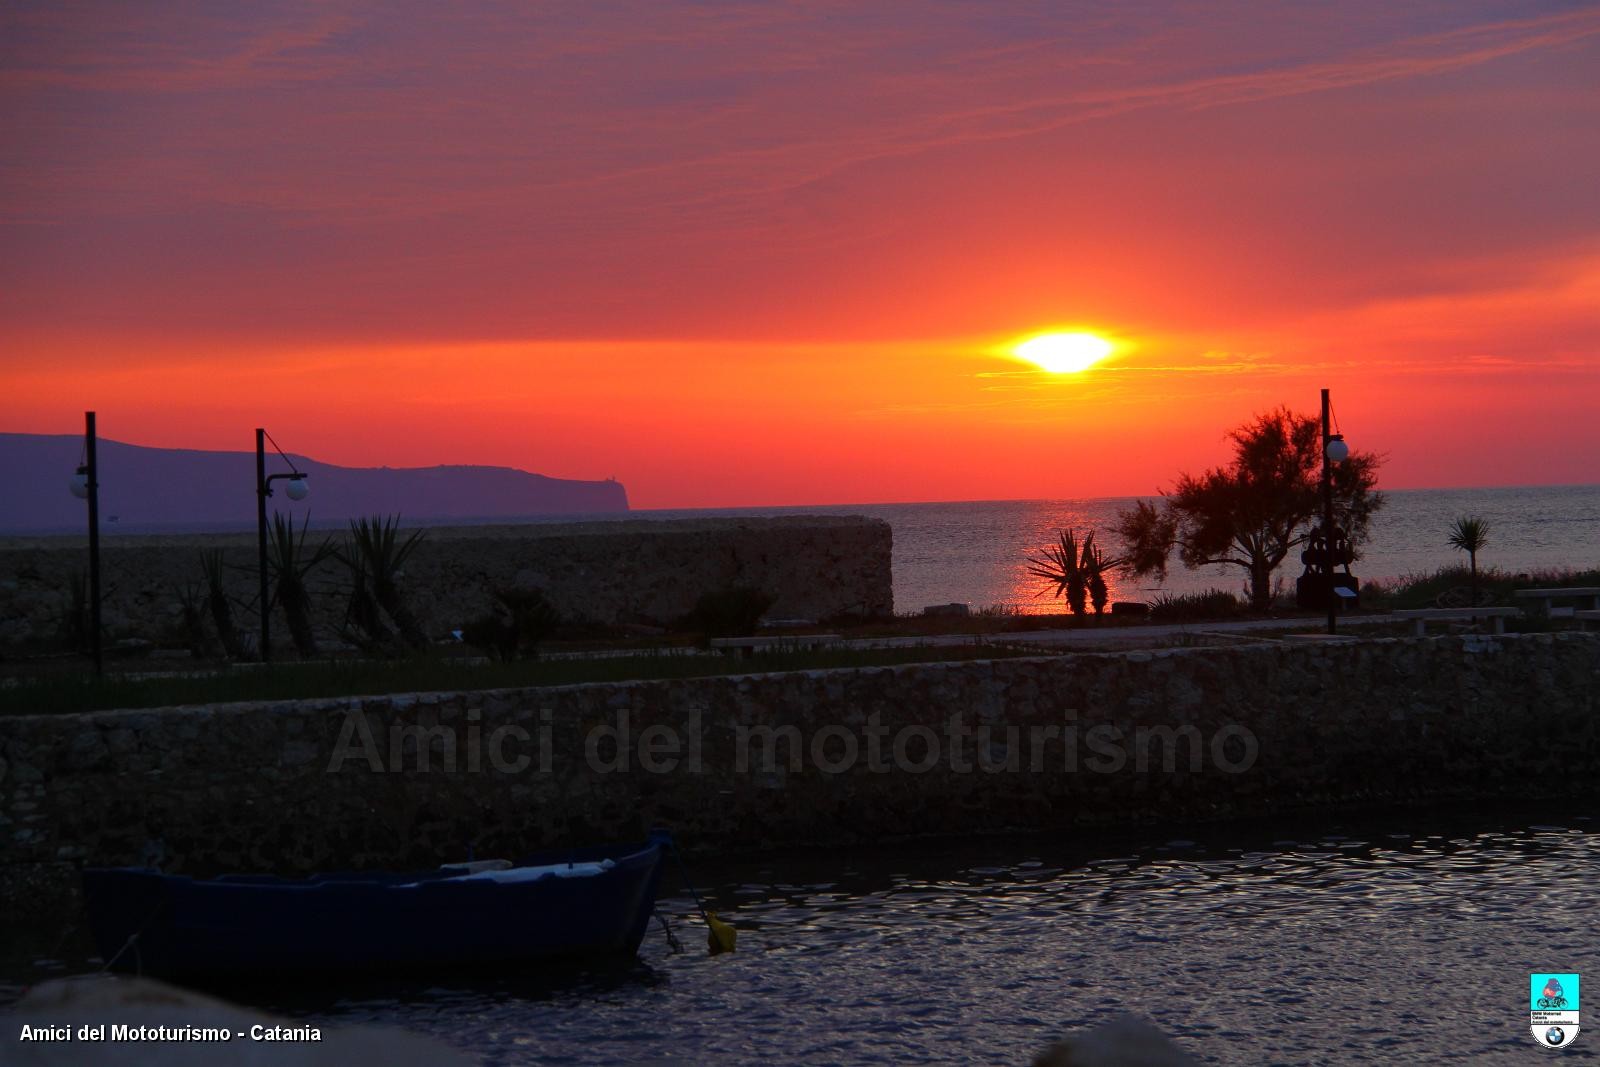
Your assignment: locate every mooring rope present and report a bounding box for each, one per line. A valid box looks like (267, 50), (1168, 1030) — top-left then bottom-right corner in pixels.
(653, 911), (684, 954)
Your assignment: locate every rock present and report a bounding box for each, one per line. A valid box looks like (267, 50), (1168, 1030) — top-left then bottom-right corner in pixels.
(64, 731), (109, 772)
(922, 602), (971, 618)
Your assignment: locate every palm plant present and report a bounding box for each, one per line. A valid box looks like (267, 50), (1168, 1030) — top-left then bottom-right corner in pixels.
(347, 515), (429, 652)
(199, 549), (248, 659)
(1028, 530), (1088, 615)
(267, 513), (334, 657)
(1080, 531), (1121, 617)
(1447, 515), (1491, 607)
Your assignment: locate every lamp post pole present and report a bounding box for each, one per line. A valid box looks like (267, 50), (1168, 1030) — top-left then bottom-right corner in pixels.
(85, 411), (103, 673)
(1321, 389), (1337, 636)
(255, 428), (310, 663)
(256, 428), (271, 662)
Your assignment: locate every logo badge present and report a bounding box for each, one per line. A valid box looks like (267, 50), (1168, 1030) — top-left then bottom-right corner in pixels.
(1531, 973), (1580, 1049)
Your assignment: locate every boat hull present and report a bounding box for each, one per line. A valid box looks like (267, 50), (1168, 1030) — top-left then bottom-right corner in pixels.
(82, 834), (669, 979)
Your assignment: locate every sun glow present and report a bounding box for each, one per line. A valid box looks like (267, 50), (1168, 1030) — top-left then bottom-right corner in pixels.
(1014, 332), (1114, 373)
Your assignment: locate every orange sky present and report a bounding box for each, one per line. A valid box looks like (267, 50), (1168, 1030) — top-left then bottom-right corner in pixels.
(3, 4), (1598, 507)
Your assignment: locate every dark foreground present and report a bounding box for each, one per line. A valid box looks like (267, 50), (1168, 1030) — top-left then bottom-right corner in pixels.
(5, 800), (1597, 1064)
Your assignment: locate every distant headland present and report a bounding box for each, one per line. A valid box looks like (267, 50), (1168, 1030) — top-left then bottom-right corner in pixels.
(0, 433), (628, 533)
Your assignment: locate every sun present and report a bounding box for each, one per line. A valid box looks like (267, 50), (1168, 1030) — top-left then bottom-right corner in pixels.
(1014, 332), (1114, 373)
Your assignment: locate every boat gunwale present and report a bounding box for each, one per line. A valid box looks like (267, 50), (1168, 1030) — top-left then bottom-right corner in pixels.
(82, 833), (668, 890)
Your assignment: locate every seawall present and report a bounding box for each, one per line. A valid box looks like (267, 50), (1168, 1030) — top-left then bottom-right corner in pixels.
(3, 633), (1597, 921)
(0, 515), (894, 652)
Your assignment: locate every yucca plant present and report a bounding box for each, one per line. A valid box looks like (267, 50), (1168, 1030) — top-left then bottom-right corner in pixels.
(199, 549), (248, 660)
(336, 540), (402, 656)
(267, 513), (334, 657)
(1080, 531), (1121, 617)
(175, 579), (215, 658)
(1028, 530), (1088, 615)
(1447, 516), (1491, 607)
(347, 515), (428, 652)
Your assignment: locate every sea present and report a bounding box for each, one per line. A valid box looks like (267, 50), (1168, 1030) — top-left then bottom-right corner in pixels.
(637, 484), (1600, 613)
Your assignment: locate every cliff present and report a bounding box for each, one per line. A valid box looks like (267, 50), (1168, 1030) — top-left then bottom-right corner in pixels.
(0, 434), (629, 532)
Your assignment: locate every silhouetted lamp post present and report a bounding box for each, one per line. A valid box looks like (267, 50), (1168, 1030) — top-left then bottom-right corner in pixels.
(1321, 388), (1349, 635)
(256, 428), (309, 663)
(69, 411), (103, 673)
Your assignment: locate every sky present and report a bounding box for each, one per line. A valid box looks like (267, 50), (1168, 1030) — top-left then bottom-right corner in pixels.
(3, 2), (1598, 508)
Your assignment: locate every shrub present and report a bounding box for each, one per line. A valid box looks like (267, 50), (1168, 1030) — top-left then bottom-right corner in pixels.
(1148, 589), (1243, 623)
(462, 587), (561, 661)
(1382, 565), (1600, 610)
(681, 588), (775, 638)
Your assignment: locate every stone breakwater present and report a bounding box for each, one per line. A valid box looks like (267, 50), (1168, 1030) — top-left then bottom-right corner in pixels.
(0, 515), (893, 652)
(3, 633), (1598, 921)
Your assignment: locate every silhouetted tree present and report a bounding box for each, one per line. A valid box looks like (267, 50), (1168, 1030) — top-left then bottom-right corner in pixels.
(1115, 407), (1384, 611)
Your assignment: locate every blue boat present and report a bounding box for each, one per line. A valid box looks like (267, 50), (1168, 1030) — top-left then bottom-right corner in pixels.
(81, 832), (670, 979)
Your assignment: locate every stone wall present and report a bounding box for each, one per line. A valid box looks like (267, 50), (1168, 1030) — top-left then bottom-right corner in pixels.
(0, 516), (894, 653)
(3, 633), (1598, 920)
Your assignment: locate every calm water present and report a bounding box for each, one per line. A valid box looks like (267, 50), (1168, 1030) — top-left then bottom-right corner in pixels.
(9, 804), (1594, 1063)
(640, 484), (1600, 613)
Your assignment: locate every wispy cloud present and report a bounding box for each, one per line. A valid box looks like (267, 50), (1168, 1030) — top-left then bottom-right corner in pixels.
(515, 6), (1600, 211)
(0, 12), (355, 92)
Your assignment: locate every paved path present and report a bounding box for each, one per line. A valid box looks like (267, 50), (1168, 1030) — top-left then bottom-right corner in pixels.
(840, 613), (1408, 651)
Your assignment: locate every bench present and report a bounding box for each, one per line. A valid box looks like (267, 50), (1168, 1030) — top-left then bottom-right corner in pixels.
(1514, 587), (1600, 619)
(708, 634), (842, 656)
(1577, 610), (1600, 629)
(1393, 607), (1520, 636)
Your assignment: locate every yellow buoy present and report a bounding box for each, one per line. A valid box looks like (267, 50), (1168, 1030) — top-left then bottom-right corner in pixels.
(706, 911), (737, 955)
